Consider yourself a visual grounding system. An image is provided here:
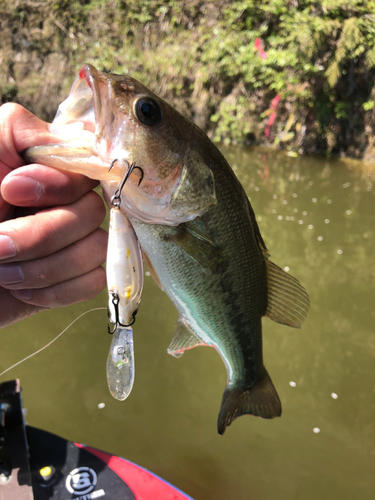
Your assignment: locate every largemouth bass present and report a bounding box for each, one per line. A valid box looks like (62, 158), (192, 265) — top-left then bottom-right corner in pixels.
(25, 64), (310, 434)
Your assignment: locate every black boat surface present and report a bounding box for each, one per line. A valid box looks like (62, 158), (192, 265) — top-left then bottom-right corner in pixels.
(0, 379), (193, 499)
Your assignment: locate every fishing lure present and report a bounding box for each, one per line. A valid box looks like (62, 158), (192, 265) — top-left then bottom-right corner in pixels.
(106, 168), (144, 401)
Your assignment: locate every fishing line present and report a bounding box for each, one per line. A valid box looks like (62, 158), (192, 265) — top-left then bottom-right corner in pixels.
(0, 307), (107, 378)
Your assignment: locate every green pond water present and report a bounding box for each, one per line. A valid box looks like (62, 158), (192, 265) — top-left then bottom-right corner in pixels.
(1, 146), (374, 499)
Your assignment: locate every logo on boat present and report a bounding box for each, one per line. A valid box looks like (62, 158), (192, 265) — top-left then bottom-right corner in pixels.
(66, 466), (97, 495)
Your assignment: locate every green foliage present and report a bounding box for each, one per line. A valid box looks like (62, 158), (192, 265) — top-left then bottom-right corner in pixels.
(1, 0), (375, 156)
(363, 100), (375, 111)
(0, 84), (18, 103)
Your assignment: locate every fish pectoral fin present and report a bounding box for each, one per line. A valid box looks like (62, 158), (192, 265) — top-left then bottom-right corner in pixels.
(167, 319), (206, 358)
(217, 367), (281, 435)
(265, 259), (310, 328)
(168, 224), (222, 271)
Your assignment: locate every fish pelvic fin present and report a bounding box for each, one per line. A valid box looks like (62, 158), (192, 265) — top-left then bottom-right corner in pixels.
(217, 367), (281, 435)
(167, 318), (206, 358)
(265, 259), (310, 328)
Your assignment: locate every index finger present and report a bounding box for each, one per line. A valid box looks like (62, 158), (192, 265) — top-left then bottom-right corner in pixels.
(1, 164), (99, 208)
(0, 190), (106, 263)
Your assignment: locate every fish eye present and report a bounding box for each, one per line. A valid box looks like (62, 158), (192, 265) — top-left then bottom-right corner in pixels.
(134, 97), (162, 126)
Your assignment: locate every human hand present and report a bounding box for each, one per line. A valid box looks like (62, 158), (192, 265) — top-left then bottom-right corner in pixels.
(0, 103), (107, 328)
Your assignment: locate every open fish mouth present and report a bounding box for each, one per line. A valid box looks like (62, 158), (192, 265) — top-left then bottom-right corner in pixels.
(25, 65), (121, 183)
(52, 65), (97, 134)
(51, 65), (133, 163)
(24, 64), (217, 225)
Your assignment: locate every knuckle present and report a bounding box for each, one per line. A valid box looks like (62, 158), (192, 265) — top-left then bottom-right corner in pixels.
(84, 267), (107, 300)
(81, 191), (107, 226)
(34, 257), (60, 288)
(34, 285), (62, 308)
(89, 228), (108, 263)
(35, 219), (60, 253)
(39, 267), (106, 307)
(45, 170), (98, 204)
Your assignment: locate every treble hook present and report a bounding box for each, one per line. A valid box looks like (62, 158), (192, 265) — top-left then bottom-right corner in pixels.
(109, 159), (144, 207)
(107, 291), (136, 334)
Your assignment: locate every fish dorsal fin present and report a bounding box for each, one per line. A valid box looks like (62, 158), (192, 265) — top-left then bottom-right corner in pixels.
(246, 198), (269, 254)
(265, 259), (310, 328)
(167, 319), (206, 358)
(168, 223), (223, 271)
(255, 231), (270, 258)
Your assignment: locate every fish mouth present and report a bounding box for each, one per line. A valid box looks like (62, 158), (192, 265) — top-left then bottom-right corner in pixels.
(28, 64), (131, 183)
(25, 64), (217, 225)
(52, 64), (137, 172)
(79, 64), (101, 126)
(52, 64), (101, 137)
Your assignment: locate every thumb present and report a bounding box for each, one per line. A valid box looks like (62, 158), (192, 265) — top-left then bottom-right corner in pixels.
(0, 103), (60, 170)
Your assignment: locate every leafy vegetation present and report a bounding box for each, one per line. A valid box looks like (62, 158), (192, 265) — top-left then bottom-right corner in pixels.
(1, 0), (375, 158)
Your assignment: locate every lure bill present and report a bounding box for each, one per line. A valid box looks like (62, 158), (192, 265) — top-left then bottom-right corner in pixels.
(106, 325), (135, 401)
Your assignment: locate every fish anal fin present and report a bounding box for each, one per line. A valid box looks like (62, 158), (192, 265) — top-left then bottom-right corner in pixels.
(265, 259), (310, 328)
(167, 319), (206, 358)
(141, 250), (165, 291)
(217, 367), (281, 435)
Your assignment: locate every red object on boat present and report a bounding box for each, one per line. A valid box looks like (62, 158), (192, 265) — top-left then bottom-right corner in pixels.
(77, 443), (193, 500)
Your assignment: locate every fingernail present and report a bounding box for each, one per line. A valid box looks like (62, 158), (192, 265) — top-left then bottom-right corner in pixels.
(4, 176), (43, 203)
(0, 264), (24, 284)
(0, 235), (17, 260)
(10, 289), (32, 301)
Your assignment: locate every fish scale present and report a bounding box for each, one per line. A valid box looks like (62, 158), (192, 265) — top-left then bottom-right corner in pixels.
(130, 144), (269, 415)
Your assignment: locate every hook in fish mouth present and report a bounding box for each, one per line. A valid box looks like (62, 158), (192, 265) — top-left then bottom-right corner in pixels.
(109, 159), (144, 207)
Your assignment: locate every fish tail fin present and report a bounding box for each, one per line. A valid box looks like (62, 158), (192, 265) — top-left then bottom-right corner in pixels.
(217, 367), (281, 435)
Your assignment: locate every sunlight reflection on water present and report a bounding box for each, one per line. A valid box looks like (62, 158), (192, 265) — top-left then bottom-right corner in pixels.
(1, 146), (374, 500)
